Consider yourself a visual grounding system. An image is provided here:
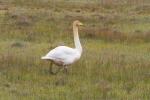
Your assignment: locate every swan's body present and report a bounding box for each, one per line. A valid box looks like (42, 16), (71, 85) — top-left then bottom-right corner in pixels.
(41, 21), (83, 74)
(42, 46), (81, 66)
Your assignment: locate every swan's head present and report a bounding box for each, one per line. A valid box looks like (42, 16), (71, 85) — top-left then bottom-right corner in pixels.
(73, 20), (83, 26)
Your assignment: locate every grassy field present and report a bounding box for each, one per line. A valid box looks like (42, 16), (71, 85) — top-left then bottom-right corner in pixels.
(0, 0), (150, 99)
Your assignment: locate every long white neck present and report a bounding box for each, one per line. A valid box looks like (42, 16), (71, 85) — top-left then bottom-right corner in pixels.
(73, 24), (82, 54)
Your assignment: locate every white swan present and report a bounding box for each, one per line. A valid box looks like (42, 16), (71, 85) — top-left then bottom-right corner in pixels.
(41, 20), (83, 75)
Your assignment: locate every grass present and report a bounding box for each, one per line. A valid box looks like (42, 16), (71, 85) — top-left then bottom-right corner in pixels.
(0, 0), (150, 99)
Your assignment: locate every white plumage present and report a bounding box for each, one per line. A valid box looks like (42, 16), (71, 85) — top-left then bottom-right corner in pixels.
(41, 46), (81, 66)
(41, 21), (83, 75)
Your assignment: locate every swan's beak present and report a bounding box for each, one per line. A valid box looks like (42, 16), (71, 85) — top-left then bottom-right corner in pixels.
(80, 23), (83, 26)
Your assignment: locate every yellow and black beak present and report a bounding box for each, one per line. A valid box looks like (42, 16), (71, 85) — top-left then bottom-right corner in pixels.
(80, 23), (83, 26)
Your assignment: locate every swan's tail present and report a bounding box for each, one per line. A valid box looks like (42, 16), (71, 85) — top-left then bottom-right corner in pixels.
(41, 56), (54, 60)
(41, 56), (49, 59)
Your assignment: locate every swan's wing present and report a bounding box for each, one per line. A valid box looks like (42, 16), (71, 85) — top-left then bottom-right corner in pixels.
(42, 46), (78, 60)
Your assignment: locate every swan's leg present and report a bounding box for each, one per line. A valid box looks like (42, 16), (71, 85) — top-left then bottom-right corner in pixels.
(64, 66), (69, 73)
(49, 62), (55, 75)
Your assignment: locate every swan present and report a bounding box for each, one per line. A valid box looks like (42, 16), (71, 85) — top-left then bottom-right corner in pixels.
(41, 20), (83, 75)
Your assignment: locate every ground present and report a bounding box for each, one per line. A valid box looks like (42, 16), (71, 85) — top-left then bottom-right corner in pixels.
(0, 0), (150, 99)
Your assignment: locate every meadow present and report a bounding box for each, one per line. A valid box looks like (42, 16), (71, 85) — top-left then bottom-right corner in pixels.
(0, 0), (150, 99)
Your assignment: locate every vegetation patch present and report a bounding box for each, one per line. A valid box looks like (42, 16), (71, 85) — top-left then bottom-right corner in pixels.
(0, 0), (150, 99)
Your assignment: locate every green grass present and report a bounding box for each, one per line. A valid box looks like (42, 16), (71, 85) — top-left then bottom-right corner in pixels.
(1, 0), (150, 99)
